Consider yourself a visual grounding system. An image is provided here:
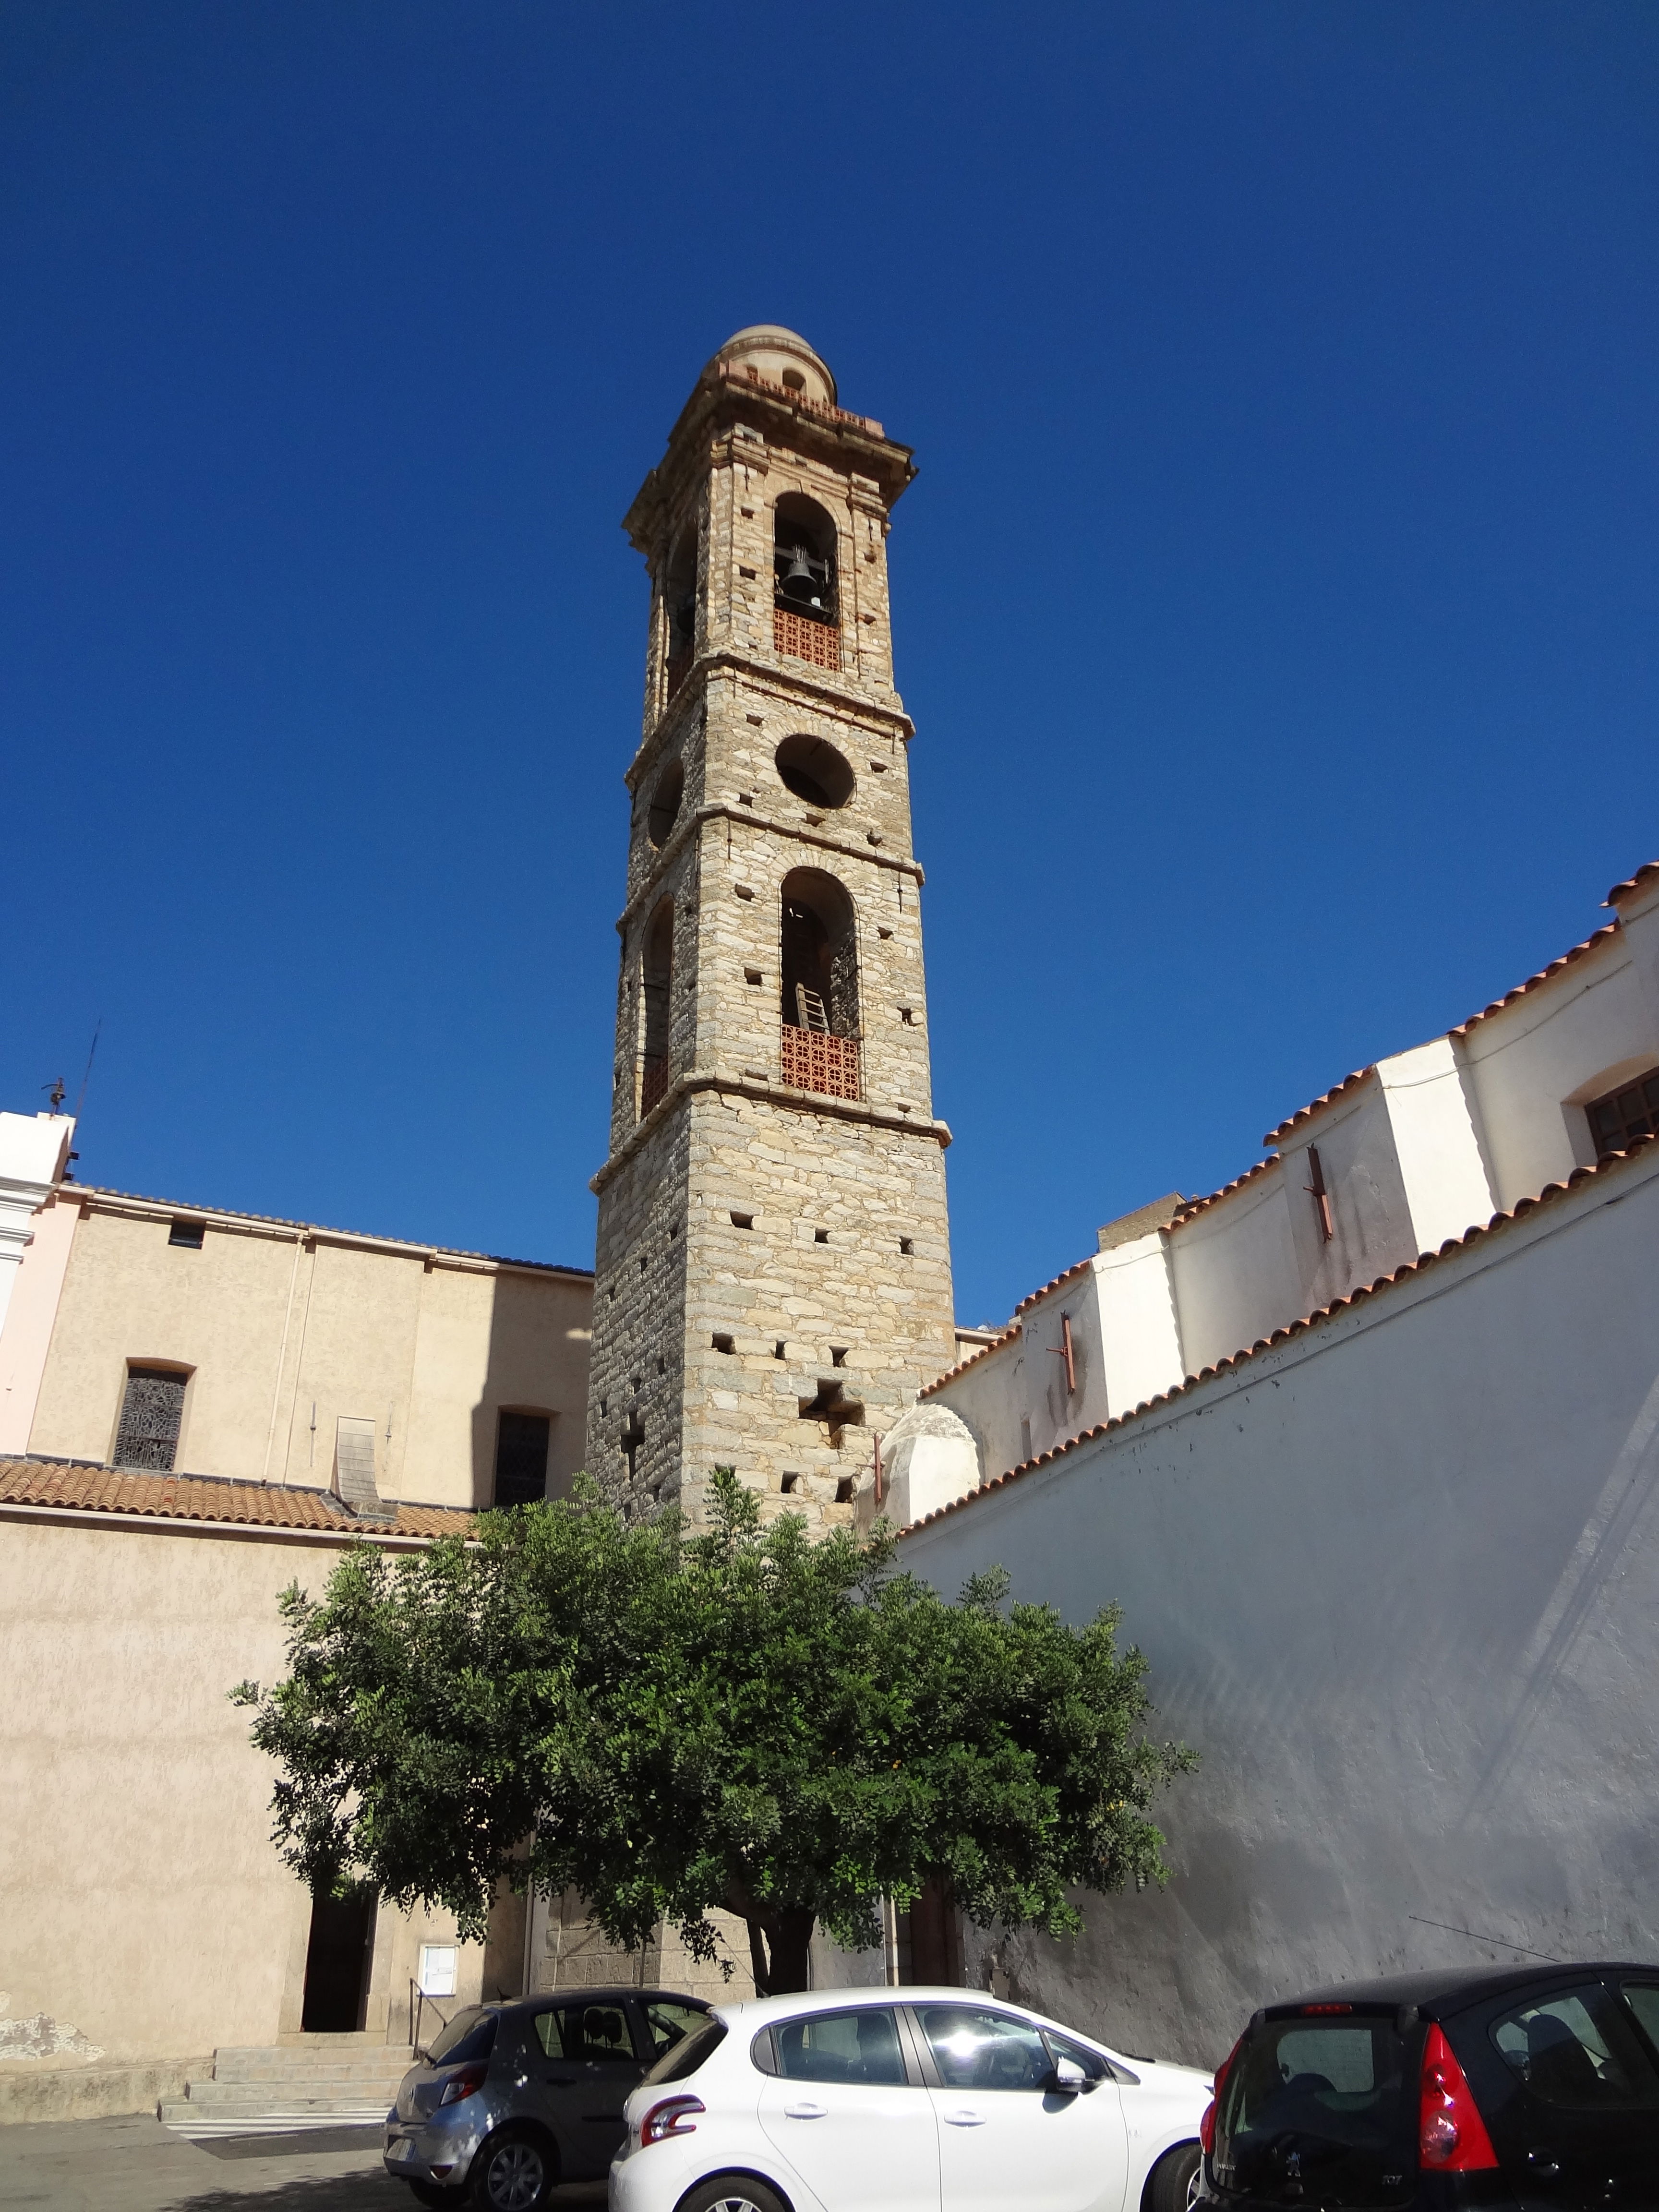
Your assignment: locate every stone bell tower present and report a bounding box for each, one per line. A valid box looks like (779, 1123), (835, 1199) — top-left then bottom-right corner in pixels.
(586, 326), (956, 1528)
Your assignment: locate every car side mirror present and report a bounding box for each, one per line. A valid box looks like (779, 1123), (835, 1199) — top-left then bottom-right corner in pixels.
(1049, 2056), (1088, 2095)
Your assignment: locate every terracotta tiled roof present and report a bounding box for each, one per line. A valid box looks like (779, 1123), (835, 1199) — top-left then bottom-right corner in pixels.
(900, 1135), (1658, 1539)
(1606, 859), (1659, 906)
(1447, 925), (1622, 1041)
(0, 1458), (473, 1539)
(919, 1324), (1021, 1399)
(1264, 1069), (1375, 1148)
(1168, 1155), (1280, 1226)
(69, 1187), (592, 1279)
(1013, 1260), (1093, 1319)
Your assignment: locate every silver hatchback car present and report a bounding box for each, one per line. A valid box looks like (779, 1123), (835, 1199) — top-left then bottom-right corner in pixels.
(383, 1986), (709, 2210)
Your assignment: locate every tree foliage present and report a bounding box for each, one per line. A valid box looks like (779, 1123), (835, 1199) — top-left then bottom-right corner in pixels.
(235, 1470), (1193, 1993)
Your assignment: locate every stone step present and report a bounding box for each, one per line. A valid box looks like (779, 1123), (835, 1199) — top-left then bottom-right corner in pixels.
(175, 2080), (401, 2111)
(210, 2055), (414, 2085)
(215, 2042), (415, 2068)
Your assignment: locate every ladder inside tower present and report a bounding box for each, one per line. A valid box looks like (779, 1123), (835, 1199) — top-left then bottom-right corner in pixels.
(794, 986), (829, 1033)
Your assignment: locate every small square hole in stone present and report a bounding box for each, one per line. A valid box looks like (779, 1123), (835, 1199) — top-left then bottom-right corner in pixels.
(899, 1007), (914, 1025)
(877, 926), (893, 940)
(830, 1346), (847, 1368)
(712, 1333), (734, 1355)
(731, 1211), (754, 1230)
(639, 1254), (648, 1271)
(835, 1477), (855, 1504)
(774, 1341), (786, 1360)
(869, 759), (888, 772)
(814, 1228), (829, 1244)
(745, 968), (763, 985)
(900, 1237), (914, 1255)
(780, 1471), (801, 1494)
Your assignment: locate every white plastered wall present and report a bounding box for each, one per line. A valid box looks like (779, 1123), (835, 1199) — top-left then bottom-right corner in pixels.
(902, 1147), (1659, 2068)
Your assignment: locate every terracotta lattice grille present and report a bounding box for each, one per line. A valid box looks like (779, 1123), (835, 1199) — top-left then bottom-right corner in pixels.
(639, 1056), (670, 1117)
(773, 608), (841, 673)
(781, 1025), (861, 1101)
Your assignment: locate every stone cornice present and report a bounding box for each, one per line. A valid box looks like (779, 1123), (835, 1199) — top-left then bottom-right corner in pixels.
(627, 649), (914, 789)
(616, 803), (924, 937)
(590, 1069), (951, 1194)
(624, 373), (916, 552)
(72, 1189), (592, 1280)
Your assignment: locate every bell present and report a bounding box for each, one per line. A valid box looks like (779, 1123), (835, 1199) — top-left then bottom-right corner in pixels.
(779, 547), (822, 606)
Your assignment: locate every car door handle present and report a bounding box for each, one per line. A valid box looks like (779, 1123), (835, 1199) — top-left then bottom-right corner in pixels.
(942, 2106), (986, 2126)
(783, 2100), (828, 2119)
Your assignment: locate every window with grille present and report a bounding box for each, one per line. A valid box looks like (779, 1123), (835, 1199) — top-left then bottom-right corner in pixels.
(494, 1410), (551, 1507)
(1587, 1067), (1659, 1156)
(113, 1366), (187, 1471)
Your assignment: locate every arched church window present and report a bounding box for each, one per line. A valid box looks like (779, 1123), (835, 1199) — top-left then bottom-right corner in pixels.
(773, 493), (840, 675)
(780, 869), (861, 1101)
(774, 733), (854, 810)
(639, 898), (674, 1117)
(664, 523), (699, 701)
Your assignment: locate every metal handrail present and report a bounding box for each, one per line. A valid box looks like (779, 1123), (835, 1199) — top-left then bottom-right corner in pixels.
(409, 1980), (460, 2058)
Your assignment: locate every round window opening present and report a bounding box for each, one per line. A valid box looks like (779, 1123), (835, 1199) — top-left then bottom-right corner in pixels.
(647, 759), (684, 848)
(774, 734), (854, 811)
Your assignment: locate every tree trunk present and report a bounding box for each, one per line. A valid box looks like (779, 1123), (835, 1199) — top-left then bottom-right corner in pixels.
(742, 1907), (817, 1996)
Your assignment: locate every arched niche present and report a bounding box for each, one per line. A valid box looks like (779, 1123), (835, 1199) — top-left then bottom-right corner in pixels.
(639, 897), (675, 1115)
(663, 520), (699, 696)
(773, 493), (838, 625)
(781, 868), (858, 1037)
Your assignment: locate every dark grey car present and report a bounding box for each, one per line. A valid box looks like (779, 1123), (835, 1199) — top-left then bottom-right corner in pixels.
(383, 1987), (709, 2211)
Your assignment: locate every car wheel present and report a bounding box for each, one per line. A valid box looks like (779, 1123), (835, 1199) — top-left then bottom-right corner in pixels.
(469, 2127), (554, 2212)
(675, 2176), (790, 2212)
(1146, 2140), (1202, 2212)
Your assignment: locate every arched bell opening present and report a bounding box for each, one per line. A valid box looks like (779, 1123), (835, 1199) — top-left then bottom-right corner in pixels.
(639, 898), (674, 1117)
(647, 757), (684, 848)
(663, 522), (699, 700)
(780, 869), (862, 1102)
(773, 494), (838, 627)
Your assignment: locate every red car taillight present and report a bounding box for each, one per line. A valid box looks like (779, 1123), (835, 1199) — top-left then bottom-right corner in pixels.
(438, 2062), (488, 2107)
(1199, 2032), (1246, 2155)
(1419, 2022), (1497, 2170)
(641, 2095), (704, 2147)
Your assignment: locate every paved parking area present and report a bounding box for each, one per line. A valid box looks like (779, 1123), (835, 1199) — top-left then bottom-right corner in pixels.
(0, 2115), (610, 2212)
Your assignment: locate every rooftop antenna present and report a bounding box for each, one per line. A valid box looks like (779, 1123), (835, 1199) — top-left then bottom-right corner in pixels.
(74, 1019), (102, 1122)
(43, 1077), (67, 1113)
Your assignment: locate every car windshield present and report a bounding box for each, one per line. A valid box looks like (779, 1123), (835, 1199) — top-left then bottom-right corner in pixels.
(640, 2017), (726, 2086)
(1215, 2013), (1414, 2209)
(427, 2008), (498, 2066)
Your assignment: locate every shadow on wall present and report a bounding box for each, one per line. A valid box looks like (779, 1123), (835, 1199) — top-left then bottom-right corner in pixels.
(466, 1271), (588, 1514)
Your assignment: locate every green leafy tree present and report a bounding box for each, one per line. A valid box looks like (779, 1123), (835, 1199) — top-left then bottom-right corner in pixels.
(235, 1469), (1192, 1995)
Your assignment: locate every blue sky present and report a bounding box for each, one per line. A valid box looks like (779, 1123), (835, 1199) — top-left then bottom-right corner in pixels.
(6, 2), (1658, 1329)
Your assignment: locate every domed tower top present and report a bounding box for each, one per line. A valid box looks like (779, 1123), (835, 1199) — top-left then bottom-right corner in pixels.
(706, 325), (837, 409)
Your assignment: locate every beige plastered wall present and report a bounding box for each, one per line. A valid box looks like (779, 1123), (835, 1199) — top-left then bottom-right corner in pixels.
(0, 1512), (493, 2082)
(25, 1200), (592, 1507)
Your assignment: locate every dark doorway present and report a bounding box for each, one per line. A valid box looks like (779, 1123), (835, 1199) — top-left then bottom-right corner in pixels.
(908, 1874), (964, 1985)
(301, 1884), (377, 2032)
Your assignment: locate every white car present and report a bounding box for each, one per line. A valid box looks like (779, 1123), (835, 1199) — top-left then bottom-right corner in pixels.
(611, 1984), (1212, 2212)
